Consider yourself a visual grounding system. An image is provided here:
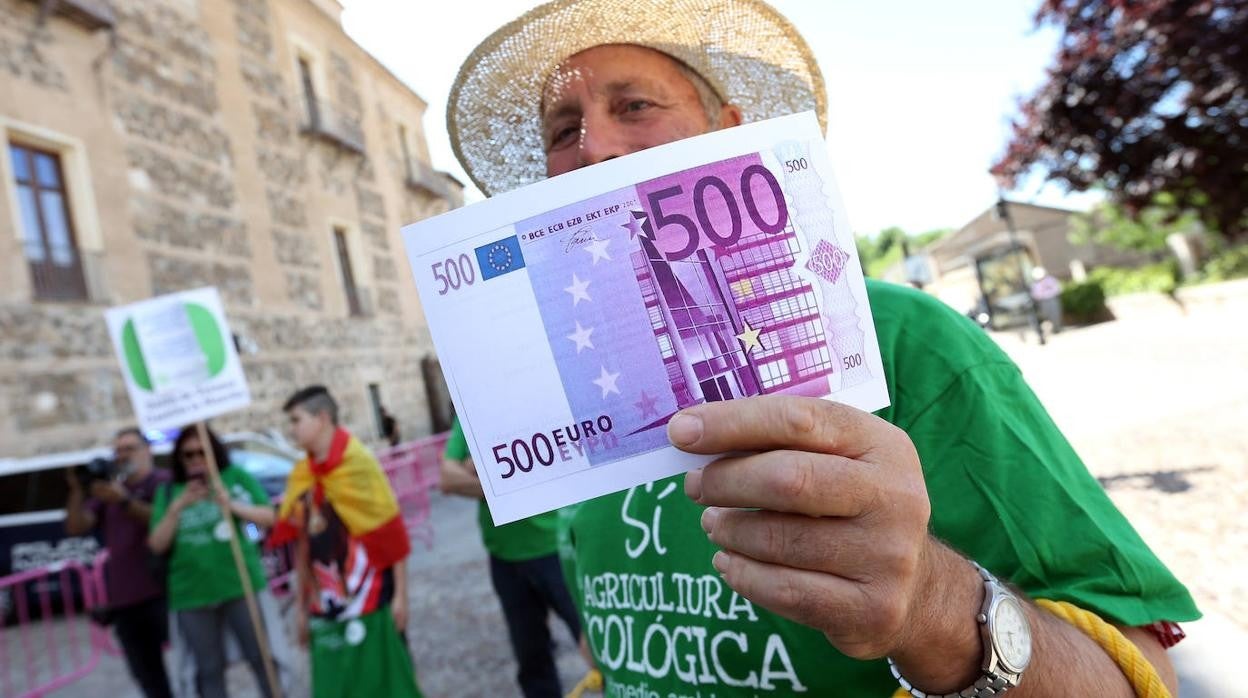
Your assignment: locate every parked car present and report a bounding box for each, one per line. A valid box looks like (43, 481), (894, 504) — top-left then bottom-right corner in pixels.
(0, 431), (301, 619)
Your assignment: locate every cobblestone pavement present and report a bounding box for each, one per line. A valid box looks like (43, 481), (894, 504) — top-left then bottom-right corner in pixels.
(48, 309), (1247, 697)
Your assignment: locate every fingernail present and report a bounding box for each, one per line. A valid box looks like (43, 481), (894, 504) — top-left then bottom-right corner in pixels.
(667, 413), (703, 447)
(700, 506), (721, 534)
(684, 468), (703, 501)
(712, 550), (730, 574)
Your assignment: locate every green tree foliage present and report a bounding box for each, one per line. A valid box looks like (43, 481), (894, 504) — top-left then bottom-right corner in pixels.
(1071, 194), (1202, 255)
(993, 0), (1247, 242)
(856, 227), (952, 279)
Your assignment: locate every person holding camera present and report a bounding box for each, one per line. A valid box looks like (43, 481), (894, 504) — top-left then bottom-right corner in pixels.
(65, 427), (174, 698)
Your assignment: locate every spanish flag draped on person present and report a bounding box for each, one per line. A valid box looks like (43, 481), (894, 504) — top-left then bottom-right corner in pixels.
(271, 385), (422, 698)
(269, 427), (410, 567)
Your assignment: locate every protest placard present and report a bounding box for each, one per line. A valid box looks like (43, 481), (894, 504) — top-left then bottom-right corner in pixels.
(105, 287), (281, 697)
(105, 286), (251, 432)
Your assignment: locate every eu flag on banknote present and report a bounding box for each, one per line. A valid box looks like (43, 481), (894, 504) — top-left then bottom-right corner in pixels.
(475, 236), (526, 280)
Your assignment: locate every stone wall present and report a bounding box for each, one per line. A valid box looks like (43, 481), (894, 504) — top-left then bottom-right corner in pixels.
(147, 252), (253, 304)
(131, 199), (251, 257)
(0, 301), (437, 455)
(0, 0), (453, 458)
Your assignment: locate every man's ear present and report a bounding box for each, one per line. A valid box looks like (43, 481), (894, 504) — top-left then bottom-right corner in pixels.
(717, 104), (744, 129)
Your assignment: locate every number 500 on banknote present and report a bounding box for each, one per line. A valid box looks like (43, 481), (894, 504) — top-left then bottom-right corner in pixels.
(403, 112), (888, 524)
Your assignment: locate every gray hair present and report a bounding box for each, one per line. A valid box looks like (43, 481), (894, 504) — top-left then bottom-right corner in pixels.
(674, 61), (726, 129)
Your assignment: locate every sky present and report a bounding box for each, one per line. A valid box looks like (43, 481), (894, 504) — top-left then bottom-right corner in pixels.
(339, 0), (1101, 236)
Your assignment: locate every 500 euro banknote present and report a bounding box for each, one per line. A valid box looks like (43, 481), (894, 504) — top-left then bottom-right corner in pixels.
(402, 112), (888, 524)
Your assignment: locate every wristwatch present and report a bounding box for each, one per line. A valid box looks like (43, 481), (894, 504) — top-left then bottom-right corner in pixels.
(888, 562), (1032, 697)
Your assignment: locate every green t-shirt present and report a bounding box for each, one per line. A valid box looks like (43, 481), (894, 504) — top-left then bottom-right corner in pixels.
(445, 418), (561, 562)
(151, 465), (270, 611)
(558, 280), (1199, 697)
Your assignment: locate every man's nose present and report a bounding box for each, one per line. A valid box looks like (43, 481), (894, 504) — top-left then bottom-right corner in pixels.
(576, 112), (627, 167)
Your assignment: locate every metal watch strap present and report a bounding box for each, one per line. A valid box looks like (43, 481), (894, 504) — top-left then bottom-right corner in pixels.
(887, 563), (1019, 698)
(888, 658), (1012, 698)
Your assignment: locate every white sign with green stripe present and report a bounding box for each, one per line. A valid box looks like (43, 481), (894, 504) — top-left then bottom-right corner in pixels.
(105, 286), (251, 431)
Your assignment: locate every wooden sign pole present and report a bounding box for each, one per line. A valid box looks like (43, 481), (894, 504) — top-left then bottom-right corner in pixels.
(195, 421), (283, 698)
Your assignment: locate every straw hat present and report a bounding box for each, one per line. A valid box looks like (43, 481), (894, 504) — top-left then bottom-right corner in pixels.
(447, 0), (826, 196)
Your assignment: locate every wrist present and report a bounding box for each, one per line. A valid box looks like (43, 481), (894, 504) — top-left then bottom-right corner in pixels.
(888, 540), (984, 693)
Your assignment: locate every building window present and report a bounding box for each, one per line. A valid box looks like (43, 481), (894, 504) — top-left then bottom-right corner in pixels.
(292, 44), (363, 154)
(398, 124), (413, 179)
(333, 225), (363, 316)
(368, 382), (385, 440)
(9, 143), (88, 301)
(298, 56), (320, 129)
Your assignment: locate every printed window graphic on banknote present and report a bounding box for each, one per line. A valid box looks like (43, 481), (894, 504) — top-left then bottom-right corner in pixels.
(519, 150), (872, 469)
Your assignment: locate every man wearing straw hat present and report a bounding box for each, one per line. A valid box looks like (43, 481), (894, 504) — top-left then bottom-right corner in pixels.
(447, 1), (1198, 696)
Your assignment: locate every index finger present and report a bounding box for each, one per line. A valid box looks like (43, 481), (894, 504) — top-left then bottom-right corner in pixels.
(666, 394), (891, 459)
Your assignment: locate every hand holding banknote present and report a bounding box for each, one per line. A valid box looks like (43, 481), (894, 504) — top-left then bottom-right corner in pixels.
(671, 395), (976, 665)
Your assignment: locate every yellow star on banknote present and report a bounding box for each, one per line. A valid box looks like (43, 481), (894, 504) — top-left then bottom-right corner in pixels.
(735, 321), (763, 354)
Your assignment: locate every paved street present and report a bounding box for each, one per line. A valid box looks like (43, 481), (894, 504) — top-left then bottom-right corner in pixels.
(993, 310), (1248, 630)
(46, 493), (587, 698)
(48, 307), (1248, 697)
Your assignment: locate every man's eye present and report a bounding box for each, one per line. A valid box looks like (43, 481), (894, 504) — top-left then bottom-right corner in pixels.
(624, 100), (653, 112)
(549, 125), (579, 149)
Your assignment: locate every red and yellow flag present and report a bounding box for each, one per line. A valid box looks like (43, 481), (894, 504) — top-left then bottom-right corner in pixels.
(269, 429), (410, 570)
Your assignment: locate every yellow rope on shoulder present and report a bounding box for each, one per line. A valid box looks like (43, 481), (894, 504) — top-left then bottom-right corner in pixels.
(1035, 599), (1171, 698)
(890, 599), (1170, 698)
(565, 668), (603, 698)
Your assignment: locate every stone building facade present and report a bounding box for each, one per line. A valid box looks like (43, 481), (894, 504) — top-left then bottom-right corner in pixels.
(0, 0), (460, 457)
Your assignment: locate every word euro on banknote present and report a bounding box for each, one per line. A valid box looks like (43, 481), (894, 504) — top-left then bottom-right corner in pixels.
(402, 112), (888, 524)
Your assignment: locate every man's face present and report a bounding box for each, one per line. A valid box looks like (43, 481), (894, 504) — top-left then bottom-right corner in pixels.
(113, 433), (150, 473)
(542, 44), (739, 177)
(287, 406), (328, 451)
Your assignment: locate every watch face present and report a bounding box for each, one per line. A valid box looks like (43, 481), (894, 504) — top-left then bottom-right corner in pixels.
(992, 596), (1033, 672)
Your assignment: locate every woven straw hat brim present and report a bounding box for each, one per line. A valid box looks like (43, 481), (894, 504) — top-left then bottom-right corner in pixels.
(448, 0), (826, 196)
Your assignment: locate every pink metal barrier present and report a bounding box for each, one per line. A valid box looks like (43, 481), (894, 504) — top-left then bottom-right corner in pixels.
(0, 560), (108, 698)
(0, 443), (441, 697)
(378, 431), (450, 551)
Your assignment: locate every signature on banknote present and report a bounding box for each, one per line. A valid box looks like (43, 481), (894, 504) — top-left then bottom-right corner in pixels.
(563, 226), (598, 254)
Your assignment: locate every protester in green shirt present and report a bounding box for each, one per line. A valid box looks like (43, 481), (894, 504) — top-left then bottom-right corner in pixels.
(557, 281), (1199, 696)
(442, 417), (583, 697)
(447, 1), (1200, 695)
(149, 426), (277, 698)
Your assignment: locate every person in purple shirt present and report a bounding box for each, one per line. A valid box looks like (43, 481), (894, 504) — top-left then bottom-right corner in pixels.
(65, 427), (173, 698)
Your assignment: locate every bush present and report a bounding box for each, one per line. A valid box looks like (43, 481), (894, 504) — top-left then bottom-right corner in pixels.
(1060, 280), (1109, 324)
(1085, 261), (1178, 296)
(1200, 245), (1248, 282)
